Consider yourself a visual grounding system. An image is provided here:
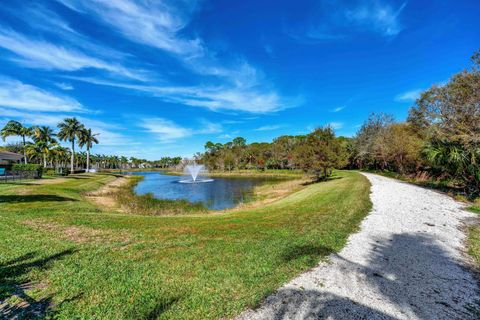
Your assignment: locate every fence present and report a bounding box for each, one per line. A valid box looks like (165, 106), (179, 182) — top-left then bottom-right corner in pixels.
(0, 169), (42, 182)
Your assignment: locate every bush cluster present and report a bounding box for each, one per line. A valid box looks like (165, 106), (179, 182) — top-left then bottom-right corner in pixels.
(12, 163), (43, 178)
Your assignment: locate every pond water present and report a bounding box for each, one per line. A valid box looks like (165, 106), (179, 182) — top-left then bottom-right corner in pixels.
(132, 171), (269, 210)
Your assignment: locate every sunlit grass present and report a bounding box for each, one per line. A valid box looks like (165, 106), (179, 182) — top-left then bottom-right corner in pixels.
(0, 171), (371, 319)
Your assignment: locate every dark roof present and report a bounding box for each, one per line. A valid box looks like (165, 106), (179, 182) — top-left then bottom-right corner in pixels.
(0, 151), (24, 161)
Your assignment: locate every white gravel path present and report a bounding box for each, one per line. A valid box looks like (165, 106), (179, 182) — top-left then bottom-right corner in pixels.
(237, 173), (479, 320)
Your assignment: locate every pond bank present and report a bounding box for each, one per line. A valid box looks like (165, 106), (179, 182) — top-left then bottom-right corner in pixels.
(85, 172), (308, 215)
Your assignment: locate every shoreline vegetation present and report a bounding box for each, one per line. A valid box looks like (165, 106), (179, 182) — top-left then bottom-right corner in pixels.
(106, 175), (207, 216)
(85, 171), (308, 216)
(0, 170), (372, 318)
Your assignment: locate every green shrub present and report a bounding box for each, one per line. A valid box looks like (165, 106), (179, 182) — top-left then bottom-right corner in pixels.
(44, 168), (55, 175)
(12, 163), (43, 178)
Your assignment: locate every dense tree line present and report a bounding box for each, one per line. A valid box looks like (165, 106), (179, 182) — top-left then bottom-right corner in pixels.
(351, 50), (479, 197)
(0, 118), (182, 173)
(199, 50), (479, 195)
(199, 128), (346, 181)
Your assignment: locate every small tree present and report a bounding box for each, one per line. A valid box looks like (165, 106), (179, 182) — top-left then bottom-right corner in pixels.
(32, 126), (57, 167)
(295, 126), (347, 181)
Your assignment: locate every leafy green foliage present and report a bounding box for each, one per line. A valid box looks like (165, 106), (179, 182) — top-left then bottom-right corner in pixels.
(294, 127), (347, 180)
(58, 117), (85, 174)
(12, 163), (43, 177)
(201, 131), (348, 178)
(350, 49), (479, 198)
(409, 50), (480, 198)
(0, 120), (32, 164)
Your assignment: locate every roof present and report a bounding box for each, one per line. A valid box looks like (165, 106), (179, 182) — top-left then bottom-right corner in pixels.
(0, 151), (24, 161)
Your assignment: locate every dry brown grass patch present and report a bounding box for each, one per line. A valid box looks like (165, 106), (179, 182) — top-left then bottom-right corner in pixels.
(223, 178), (308, 213)
(22, 220), (130, 244)
(84, 176), (130, 212)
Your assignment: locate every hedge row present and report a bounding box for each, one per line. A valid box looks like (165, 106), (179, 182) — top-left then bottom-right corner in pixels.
(12, 164), (43, 178)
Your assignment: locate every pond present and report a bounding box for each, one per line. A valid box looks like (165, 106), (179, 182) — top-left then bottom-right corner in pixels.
(132, 171), (270, 210)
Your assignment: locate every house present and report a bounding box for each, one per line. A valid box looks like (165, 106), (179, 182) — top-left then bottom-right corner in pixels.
(0, 151), (24, 165)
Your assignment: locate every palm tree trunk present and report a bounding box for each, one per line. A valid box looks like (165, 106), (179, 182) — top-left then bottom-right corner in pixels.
(22, 135), (27, 164)
(43, 153), (47, 168)
(71, 139), (75, 174)
(86, 147), (90, 172)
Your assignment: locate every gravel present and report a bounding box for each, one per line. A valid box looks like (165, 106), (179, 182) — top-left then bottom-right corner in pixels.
(236, 173), (479, 320)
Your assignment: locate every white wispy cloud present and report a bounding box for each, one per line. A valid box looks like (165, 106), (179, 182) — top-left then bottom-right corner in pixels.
(0, 29), (144, 80)
(57, 0), (224, 78)
(254, 124), (285, 131)
(222, 120), (244, 124)
(66, 76), (297, 113)
(0, 78), (84, 112)
(13, 3), (133, 62)
(55, 0), (294, 113)
(139, 117), (223, 143)
(196, 119), (223, 134)
(331, 106), (345, 112)
(328, 122), (344, 130)
(0, 1), (293, 116)
(287, 0), (406, 42)
(217, 134), (232, 139)
(140, 118), (191, 143)
(346, 1), (407, 36)
(395, 89), (422, 102)
(55, 82), (74, 90)
(57, 0), (202, 56)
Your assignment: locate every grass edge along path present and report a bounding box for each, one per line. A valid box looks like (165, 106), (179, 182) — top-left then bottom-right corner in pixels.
(0, 171), (371, 319)
(467, 206), (480, 274)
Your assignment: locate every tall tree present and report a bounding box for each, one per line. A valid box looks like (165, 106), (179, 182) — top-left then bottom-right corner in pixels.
(408, 50), (480, 196)
(78, 128), (99, 172)
(32, 126), (57, 167)
(354, 113), (395, 169)
(0, 120), (32, 164)
(51, 146), (70, 172)
(57, 118), (85, 174)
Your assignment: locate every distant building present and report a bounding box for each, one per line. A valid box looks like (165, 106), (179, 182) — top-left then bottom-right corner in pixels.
(0, 151), (24, 165)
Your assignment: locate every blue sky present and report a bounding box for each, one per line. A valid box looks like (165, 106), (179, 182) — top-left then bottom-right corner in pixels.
(0, 0), (478, 159)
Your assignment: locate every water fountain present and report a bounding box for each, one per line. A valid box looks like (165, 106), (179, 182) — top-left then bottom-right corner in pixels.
(179, 163), (214, 183)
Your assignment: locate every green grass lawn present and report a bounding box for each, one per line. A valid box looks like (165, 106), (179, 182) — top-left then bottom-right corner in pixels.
(468, 206), (480, 269)
(468, 206), (480, 214)
(0, 171), (371, 319)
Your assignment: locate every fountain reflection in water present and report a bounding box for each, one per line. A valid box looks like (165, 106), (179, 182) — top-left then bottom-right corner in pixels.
(179, 163), (214, 183)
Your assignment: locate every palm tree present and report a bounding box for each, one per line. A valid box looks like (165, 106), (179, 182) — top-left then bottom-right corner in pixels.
(78, 128), (99, 172)
(25, 142), (41, 163)
(51, 146), (70, 173)
(57, 118), (84, 174)
(0, 120), (32, 164)
(120, 156), (128, 170)
(32, 126), (57, 167)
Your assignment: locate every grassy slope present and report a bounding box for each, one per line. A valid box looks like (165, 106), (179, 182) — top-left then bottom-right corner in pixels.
(0, 171), (371, 319)
(468, 206), (480, 270)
